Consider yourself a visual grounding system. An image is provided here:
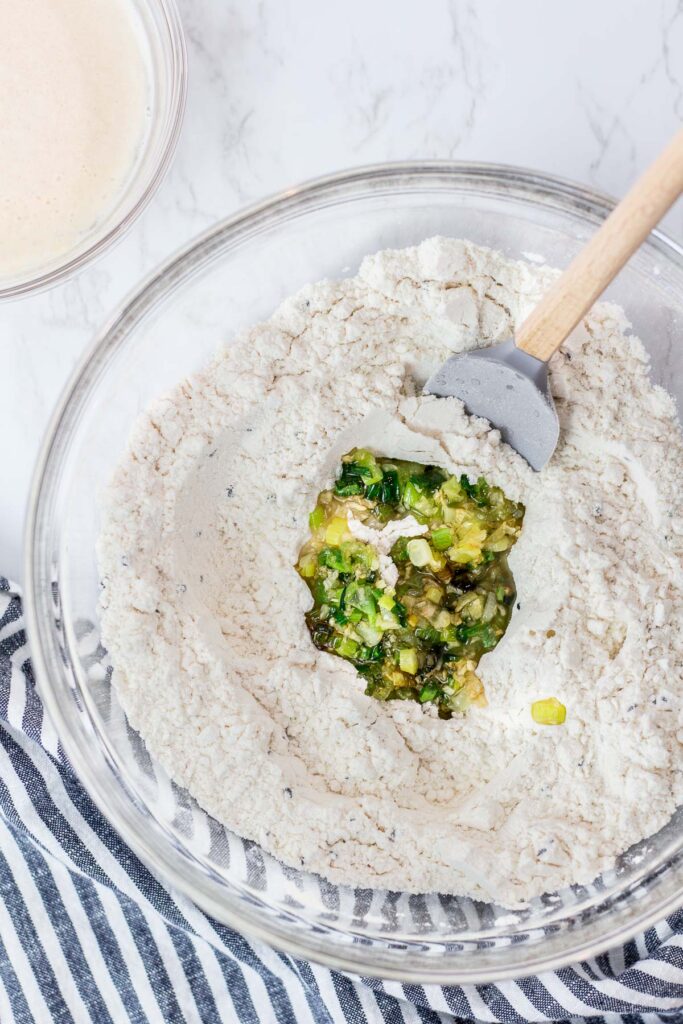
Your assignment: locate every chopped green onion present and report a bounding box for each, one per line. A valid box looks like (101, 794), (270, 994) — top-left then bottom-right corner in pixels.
(409, 467), (447, 493)
(390, 536), (410, 563)
(415, 625), (440, 643)
(457, 592), (484, 620)
(334, 464), (365, 496)
(349, 449), (382, 484)
(325, 517), (348, 545)
(460, 474), (490, 506)
(399, 648), (418, 674)
(344, 582), (377, 619)
(357, 621), (383, 646)
(366, 468), (401, 505)
(481, 591), (498, 623)
(531, 697), (566, 725)
(335, 449), (382, 496)
(402, 480), (438, 517)
(441, 477), (464, 503)
(298, 450), (525, 718)
(431, 526), (453, 550)
(332, 635), (360, 658)
(357, 643), (383, 663)
(402, 480), (421, 509)
(393, 600), (407, 626)
(298, 554), (317, 578)
(406, 538), (432, 567)
(309, 505), (325, 531)
(455, 621), (496, 648)
(318, 547), (348, 572)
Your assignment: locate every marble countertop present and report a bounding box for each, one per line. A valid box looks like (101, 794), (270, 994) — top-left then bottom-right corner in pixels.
(2, 0), (682, 582)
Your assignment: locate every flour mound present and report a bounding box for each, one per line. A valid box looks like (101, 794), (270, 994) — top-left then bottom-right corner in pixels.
(98, 238), (683, 906)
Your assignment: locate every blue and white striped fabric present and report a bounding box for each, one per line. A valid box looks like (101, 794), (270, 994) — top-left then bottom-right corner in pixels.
(1, 576), (683, 1024)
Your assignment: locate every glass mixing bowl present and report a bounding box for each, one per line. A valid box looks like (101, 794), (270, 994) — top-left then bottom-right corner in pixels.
(0, 0), (186, 300)
(25, 163), (683, 983)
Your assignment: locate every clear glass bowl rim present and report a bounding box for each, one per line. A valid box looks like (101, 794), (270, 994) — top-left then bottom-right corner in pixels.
(0, 0), (187, 300)
(24, 160), (683, 984)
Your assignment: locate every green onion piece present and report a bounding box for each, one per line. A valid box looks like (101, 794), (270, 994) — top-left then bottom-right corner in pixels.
(379, 469), (400, 504)
(441, 476), (463, 503)
(366, 468), (401, 505)
(298, 554), (317, 578)
(393, 600), (407, 626)
(390, 536), (410, 563)
(318, 547), (349, 572)
(459, 474), (490, 506)
(481, 591), (497, 623)
(332, 636), (360, 658)
(324, 583), (344, 605)
(358, 643), (383, 663)
(455, 621), (496, 647)
(402, 480), (422, 509)
(419, 681), (439, 703)
(416, 625), (440, 643)
(334, 456), (366, 495)
(357, 621), (383, 646)
(352, 449), (383, 483)
(342, 540), (377, 572)
(431, 526), (453, 551)
(409, 467), (447, 493)
(402, 480), (438, 517)
(334, 479), (364, 497)
(325, 517), (348, 545)
(345, 582), (377, 613)
(399, 648), (418, 674)
(309, 506), (325, 531)
(531, 697), (566, 725)
(406, 538), (432, 567)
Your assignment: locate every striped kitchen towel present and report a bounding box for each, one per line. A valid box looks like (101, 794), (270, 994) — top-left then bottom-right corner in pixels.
(1, 577), (682, 1024)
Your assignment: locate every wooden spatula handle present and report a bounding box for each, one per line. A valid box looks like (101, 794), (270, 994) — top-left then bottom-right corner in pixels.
(516, 129), (683, 363)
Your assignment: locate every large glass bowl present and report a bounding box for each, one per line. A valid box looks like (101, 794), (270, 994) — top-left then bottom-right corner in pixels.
(0, 0), (186, 300)
(24, 163), (683, 983)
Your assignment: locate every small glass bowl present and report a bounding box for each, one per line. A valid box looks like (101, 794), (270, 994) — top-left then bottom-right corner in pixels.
(25, 163), (683, 983)
(0, 0), (186, 300)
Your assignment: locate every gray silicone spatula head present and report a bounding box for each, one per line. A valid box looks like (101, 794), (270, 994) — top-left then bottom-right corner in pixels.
(424, 340), (559, 471)
(423, 130), (683, 470)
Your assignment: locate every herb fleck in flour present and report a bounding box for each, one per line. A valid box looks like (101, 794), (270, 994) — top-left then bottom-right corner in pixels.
(98, 238), (683, 906)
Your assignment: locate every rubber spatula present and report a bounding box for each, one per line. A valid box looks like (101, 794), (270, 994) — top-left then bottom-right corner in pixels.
(425, 130), (683, 470)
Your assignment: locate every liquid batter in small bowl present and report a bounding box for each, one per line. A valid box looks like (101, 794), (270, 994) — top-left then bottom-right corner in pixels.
(0, 0), (185, 298)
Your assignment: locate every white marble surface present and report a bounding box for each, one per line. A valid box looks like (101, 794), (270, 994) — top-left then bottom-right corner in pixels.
(1, 0), (682, 582)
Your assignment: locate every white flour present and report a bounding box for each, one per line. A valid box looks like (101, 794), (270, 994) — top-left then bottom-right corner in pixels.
(98, 238), (683, 906)
(347, 513), (427, 588)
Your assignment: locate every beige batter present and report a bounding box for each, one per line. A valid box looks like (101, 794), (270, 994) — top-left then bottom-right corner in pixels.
(0, 0), (148, 279)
